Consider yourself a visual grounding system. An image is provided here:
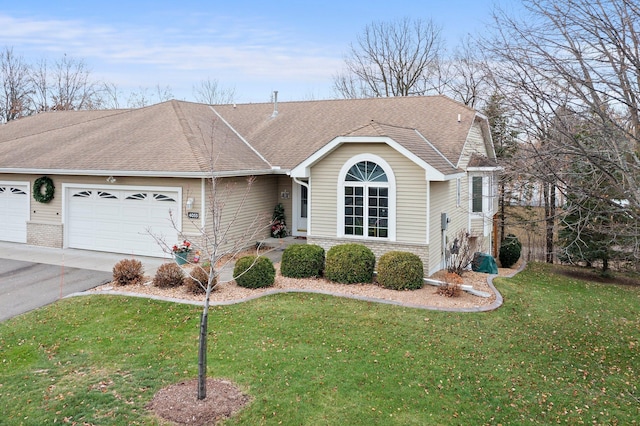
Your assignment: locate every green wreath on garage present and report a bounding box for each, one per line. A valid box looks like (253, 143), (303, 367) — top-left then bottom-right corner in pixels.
(33, 176), (55, 203)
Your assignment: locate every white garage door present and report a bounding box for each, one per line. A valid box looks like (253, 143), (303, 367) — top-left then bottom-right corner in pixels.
(0, 183), (29, 243)
(66, 187), (180, 257)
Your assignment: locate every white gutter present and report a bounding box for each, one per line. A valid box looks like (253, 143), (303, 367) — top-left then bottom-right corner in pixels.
(0, 168), (290, 178)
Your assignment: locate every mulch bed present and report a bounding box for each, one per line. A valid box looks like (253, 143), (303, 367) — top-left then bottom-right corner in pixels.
(147, 378), (251, 425)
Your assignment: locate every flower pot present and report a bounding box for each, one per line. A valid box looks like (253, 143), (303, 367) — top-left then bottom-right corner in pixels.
(174, 251), (189, 265)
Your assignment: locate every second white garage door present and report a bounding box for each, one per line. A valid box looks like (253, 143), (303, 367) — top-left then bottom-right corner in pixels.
(0, 182), (29, 243)
(66, 186), (181, 257)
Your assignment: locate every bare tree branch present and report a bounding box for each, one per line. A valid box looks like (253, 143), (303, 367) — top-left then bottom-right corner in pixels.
(333, 17), (444, 98)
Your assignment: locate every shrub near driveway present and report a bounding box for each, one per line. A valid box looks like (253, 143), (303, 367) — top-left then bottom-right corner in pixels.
(233, 255), (275, 288)
(0, 262), (638, 425)
(112, 258), (144, 286)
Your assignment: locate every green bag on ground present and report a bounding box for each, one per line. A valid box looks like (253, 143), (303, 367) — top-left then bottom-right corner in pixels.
(472, 252), (498, 274)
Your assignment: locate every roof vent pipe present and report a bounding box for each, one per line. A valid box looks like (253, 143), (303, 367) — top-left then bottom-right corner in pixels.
(271, 90), (278, 118)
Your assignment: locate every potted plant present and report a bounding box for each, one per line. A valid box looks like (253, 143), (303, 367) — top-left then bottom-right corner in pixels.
(172, 240), (191, 265)
(271, 203), (288, 238)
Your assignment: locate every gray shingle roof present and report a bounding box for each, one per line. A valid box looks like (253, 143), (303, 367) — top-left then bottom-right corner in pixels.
(213, 95), (477, 172)
(0, 96), (480, 176)
(0, 101), (270, 174)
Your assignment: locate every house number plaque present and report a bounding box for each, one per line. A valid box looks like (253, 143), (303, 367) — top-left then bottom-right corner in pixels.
(187, 212), (199, 219)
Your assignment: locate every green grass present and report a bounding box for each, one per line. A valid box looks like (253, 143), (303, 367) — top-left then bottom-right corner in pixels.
(1, 262), (639, 425)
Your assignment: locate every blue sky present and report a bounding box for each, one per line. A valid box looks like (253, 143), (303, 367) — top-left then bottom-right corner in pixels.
(1, 0), (504, 104)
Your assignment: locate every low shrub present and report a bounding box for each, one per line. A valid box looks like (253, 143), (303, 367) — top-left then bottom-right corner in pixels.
(112, 258), (144, 286)
(499, 234), (522, 268)
(377, 251), (424, 290)
(280, 244), (325, 278)
(436, 272), (463, 297)
(184, 265), (215, 295)
(233, 255), (275, 289)
(325, 243), (375, 284)
(153, 263), (184, 288)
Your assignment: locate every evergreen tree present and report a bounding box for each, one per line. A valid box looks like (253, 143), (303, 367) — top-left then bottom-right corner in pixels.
(483, 93), (519, 243)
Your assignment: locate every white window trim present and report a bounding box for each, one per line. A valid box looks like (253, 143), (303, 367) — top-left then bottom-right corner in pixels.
(469, 173), (496, 216)
(469, 174), (484, 215)
(337, 153), (396, 241)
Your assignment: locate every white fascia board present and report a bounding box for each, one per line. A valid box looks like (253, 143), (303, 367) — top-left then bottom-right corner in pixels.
(0, 168), (283, 178)
(440, 171), (466, 181)
(467, 166), (503, 172)
(290, 136), (452, 181)
(290, 137), (388, 177)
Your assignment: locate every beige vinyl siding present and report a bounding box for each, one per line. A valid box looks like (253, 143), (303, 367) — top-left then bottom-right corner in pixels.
(310, 143), (427, 244)
(458, 121), (489, 169)
(428, 181), (448, 273)
(276, 175), (293, 230)
(203, 175), (277, 251)
(470, 217), (485, 236)
(428, 177), (476, 274)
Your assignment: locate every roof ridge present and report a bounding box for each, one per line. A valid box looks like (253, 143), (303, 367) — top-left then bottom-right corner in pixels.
(413, 129), (457, 169)
(207, 105), (273, 168)
(342, 122), (377, 136)
(0, 109), (129, 144)
(170, 101), (212, 173)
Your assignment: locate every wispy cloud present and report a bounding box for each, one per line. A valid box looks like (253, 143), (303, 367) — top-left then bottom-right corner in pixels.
(0, 13), (342, 100)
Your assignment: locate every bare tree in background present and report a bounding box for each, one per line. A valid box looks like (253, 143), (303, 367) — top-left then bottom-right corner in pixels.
(29, 54), (101, 111)
(0, 47), (31, 122)
(333, 17), (445, 98)
(29, 58), (49, 112)
(484, 0), (640, 265)
(444, 36), (491, 108)
(127, 84), (174, 108)
(100, 82), (123, 109)
(193, 77), (236, 104)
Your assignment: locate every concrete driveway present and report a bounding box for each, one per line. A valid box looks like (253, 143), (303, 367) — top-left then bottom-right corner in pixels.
(0, 259), (112, 322)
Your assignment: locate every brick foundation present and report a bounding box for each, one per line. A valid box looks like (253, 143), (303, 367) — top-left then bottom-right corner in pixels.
(27, 221), (63, 248)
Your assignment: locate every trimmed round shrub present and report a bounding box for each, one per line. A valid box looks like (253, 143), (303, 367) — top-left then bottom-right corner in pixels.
(280, 244), (325, 278)
(112, 258), (144, 286)
(499, 234), (522, 268)
(233, 255), (275, 289)
(153, 263), (184, 288)
(325, 243), (375, 284)
(184, 265), (216, 295)
(377, 251), (424, 290)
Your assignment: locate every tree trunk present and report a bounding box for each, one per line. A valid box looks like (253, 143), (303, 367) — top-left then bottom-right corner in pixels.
(499, 181), (506, 244)
(544, 182), (556, 264)
(197, 312), (208, 400)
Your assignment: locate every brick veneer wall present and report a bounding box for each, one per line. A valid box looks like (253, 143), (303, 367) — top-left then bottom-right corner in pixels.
(27, 222), (63, 248)
(308, 236), (430, 272)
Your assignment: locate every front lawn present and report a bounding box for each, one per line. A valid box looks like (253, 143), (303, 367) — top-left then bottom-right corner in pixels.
(0, 262), (638, 425)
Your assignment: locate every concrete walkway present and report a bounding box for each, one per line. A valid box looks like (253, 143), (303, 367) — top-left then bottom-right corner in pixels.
(0, 241), (168, 275)
(0, 237), (296, 283)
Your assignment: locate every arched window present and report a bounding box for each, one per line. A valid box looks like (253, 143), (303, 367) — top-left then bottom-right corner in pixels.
(339, 155), (395, 240)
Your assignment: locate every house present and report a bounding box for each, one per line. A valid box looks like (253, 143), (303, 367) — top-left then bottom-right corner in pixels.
(0, 96), (499, 275)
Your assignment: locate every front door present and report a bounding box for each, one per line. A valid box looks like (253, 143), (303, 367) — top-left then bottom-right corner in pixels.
(293, 182), (308, 236)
